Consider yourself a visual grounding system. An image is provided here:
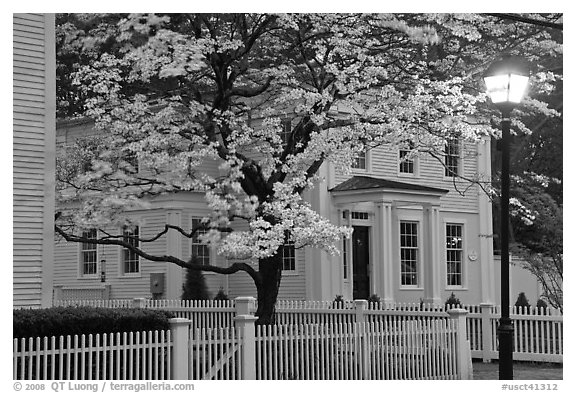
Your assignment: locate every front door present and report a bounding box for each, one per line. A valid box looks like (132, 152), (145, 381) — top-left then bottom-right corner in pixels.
(352, 226), (370, 300)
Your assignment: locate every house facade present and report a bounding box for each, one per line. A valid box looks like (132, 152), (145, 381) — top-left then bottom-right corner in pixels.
(13, 13), (56, 308)
(53, 116), (531, 306)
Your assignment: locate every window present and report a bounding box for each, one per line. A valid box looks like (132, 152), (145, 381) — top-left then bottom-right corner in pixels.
(282, 235), (296, 272)
(351, 211), (369, 220)
(400, 222), (419, 286)
(399, 146), (415, 174)
(122, 226), (140, 274)
(352, 149), (367, 170)
(124, 151), (139, 173)
(446, 224), (464, 286)
(80, 229), (98, 276)
(191, 218), (210, 265)
(280, 119), (292, 147)
(445, 138), (460, 176)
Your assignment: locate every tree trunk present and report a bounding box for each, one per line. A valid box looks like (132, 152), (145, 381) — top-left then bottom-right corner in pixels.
(255, 251), (283, 325)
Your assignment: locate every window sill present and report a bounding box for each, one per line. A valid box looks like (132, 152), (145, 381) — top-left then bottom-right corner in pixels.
(76, 275), (99, 280)
(399, 287), (423, 291)
(445, 286), (468, 291)
(281, 271), (299, 277)
(120, 273), (142, 278)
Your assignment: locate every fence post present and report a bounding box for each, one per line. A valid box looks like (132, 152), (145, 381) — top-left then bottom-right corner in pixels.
(53, 285), (63, 305)
(132, 298), (146, 308)
(447, 308), (472, 380)
(235, 296), (256, 317)
(354, 299), (368, 323)
(169, 318), (191, 380)
(480, 303), (494, 363)
(353, 300), (371, 378)
(234, 297), (257, 380)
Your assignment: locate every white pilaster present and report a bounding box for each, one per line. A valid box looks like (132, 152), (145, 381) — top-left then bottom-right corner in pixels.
(165, 210), (184, 299)
(377, 201), (394, 302)
(478, 137), (496, 303)
(423, 203), (442, 304)
(304, 163), (334, 300)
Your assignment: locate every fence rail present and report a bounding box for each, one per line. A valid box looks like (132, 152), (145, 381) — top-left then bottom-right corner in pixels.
(167, 300), (471, 380)
(13, 330), (171, 380)
(254, 320), (462, 380)
(51, 298), (563, 364)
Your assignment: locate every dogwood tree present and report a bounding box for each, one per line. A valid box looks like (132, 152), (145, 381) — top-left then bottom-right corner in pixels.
(55, 13), (562, 323)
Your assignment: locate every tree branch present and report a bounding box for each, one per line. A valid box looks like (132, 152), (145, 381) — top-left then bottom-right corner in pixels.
(54, 224), (262, 287)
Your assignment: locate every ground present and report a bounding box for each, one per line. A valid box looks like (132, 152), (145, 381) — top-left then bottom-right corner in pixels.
(473, 361), (563, 380)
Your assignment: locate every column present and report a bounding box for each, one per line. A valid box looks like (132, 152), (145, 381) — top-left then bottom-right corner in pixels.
(166, 210), (184, 299)
(447, 308), (472, 380)
(478, 136), (496, 303)
(377, 201), (394, 302)
(234, 297), (257, 379)
(423, 203), (442, 304)
(304, 164), (334, 300)
(169, 318), (191, 380)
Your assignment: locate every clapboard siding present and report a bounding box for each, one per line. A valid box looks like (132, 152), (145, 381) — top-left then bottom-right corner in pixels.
(277, 249), (306, 299)
(53, 210), (170, 300)
(333, 141), (479, 213)
(13, 13), (55, 308)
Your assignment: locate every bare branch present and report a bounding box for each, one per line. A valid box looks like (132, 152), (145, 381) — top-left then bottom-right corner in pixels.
(54, 224), (262, 286)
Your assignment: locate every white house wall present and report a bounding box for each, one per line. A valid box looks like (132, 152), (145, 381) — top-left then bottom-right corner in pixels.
(13, 13), (56, 308)
(54, 114), (498, 304)
(53, 209), (169, 300)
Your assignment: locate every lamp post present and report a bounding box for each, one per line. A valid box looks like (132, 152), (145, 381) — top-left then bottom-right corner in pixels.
(484, 56), (530, 380)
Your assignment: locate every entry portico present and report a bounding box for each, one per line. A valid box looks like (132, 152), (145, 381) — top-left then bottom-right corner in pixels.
(331, 175), (449, 304)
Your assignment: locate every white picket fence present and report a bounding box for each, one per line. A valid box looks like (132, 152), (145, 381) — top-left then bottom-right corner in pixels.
(13, 330), (171, 380)
(53, 298), (563, 364)
(21, 298), (470, 380)
(168, 298), (472, 380)
(254, 320), (464, 380)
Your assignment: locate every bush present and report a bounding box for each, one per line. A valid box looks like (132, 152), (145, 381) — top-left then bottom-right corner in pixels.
(214, 288), (229, 301)
(536, 298), (549, 315)
(368, 294), (381, 308)
(13, 307), (174, 339)
(514, 292), (531, 313)
(332, 295), (345, 309)
(181, 261), (210, 300)
(536, 298), (548, 310)
(444, 292), (462, 309)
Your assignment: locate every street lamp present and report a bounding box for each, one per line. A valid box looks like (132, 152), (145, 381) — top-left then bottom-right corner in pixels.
(484, 55), (530, 380)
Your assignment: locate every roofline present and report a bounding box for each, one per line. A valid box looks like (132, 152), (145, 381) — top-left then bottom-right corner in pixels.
(331, 187), (448, 198)
(56, 116), (95, 128)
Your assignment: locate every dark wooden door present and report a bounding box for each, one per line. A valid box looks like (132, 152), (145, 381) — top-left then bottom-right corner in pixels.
(352, 226), (370, 300)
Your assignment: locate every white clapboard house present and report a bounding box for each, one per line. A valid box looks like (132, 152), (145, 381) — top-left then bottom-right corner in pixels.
(52, 114), (544, 307)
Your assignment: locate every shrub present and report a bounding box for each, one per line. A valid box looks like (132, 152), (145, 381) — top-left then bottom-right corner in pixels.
(444, 292), (462, 309)
(181, 261), (210, 300)
(332, 295), (345, 309)
(514, 292), (531, 313)
(13, 307), (174, 339)
(368, 294), (381, 309)
(536, 298), (548, 310)
(214, 288), (229, 301)
(536, 298), (549, 315)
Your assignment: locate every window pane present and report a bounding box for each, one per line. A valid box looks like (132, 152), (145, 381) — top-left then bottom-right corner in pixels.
(399, 149), (414, 173)
(122, 226), (140, 274)
(446, 224), (463, 286)
(352, 150), (366, 169)
(282, 235), (296, 271)
(445, 139), (460, 176)
(192, 218), (210, 265)
(400, 221), (418, 286)
(80, 229), (97, 275)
